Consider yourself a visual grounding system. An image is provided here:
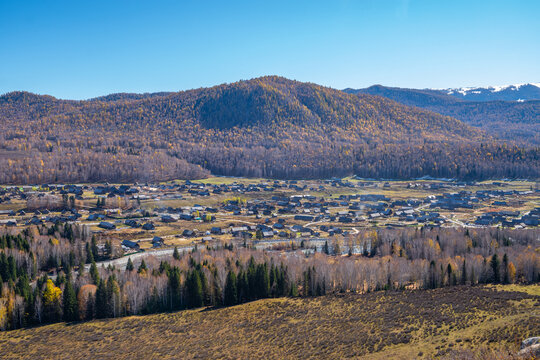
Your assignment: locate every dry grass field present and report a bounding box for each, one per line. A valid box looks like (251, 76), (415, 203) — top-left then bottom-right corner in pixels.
(0, 285), (538, 360)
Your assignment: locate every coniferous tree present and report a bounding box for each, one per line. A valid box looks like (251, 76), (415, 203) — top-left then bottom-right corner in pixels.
(8, 255), (17, 281)
(167, 266), (182, 310)
(224, 271), (238, 306)
(490, 254), (500, 283)
(94, 281), (108, 319)
(237, 269), (248, 303)
(198, 268), (210, 306)
(146, 286), (160, 314)
(85, 242), (94, 264)
(256, 263), (270, 299)
(63, 277), (78, 321)
(90, 261), (99, 285)
(78, 258), (85, 278)
(91, 236), (99, 261)
(186, 270), (203, 308)
(106, 276), (120, 318)
(105, 240), (112, 259)
(173, 246), (180, 260)
(138, 260), (147, 274)
(247, 257), (257, 300)
(428, 260), (438, 289)
(289, 281), (299, 297)
(276, 264), (287, 297)
(126, 258), (134, 272)
(502, 253), (510, 284)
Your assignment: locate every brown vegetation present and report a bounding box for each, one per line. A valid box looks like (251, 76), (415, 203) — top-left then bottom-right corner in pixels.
(0, 285), (537, 359)
(1, 76), (537, 183)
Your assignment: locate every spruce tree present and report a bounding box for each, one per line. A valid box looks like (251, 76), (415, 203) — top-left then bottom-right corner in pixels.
(256, 263), (270, 299)
(289, 281), (298, 297)
(91, 236), (99, 261)
(490, 254), (500, 283)
(90, 261), (99, 285)
(186, 270), (203, 308)
(173, 246), (180, 260)
(95, 281), (108, 318)
(224, 271), (238, 306)
(236, 269), (248, 303)
(502, 253), (510, 284)
(85, 242), (94, 264)
(429, 260), (437, 289)
(138, 260), (147, 274)
(167, 266), (182, 310)
(63, 278), (78, 321)
(447, 264), (453, 286)
(126, 257), (134, 271)
(78, 258), (85, 277)
(8, 255), (17, 281)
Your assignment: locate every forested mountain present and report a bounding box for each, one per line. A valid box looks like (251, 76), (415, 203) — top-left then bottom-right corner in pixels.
(0, 76), (538, 184)
(346, 85), (540, 144)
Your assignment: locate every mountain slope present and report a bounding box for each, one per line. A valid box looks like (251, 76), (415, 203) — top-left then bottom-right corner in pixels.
(345, 85), (540, 144)
(0, 286), (537, 360)
(0, 76), (538, 183)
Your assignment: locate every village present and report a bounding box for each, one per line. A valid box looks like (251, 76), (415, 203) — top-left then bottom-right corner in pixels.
(0, 177), (538, 258)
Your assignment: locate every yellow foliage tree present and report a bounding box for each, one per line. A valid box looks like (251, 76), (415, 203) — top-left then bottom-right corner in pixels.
(43, 279), (62, 306)
(508, 262), (516, 284)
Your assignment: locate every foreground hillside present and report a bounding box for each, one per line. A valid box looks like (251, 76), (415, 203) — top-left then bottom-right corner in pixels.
(1, 286), (538, 360)
(1, 76), (538, 183)
(346, 85), (540, 144)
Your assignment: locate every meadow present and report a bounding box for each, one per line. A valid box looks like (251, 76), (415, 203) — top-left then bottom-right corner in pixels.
(0, 285), (538, 359)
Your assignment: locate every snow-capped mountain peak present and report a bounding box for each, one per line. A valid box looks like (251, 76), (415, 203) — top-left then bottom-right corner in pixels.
(441, 83), (540, 101)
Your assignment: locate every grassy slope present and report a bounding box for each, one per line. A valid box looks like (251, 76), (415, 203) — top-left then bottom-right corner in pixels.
(0, 285), (538, 360)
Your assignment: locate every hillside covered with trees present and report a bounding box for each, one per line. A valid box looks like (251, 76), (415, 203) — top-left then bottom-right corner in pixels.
(0, 223), (538, 331)
(0, 76), (538, 184)
(346, 85), (540, 145)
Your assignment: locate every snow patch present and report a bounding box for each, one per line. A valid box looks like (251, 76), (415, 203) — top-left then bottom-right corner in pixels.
(441, 83), (540, 96)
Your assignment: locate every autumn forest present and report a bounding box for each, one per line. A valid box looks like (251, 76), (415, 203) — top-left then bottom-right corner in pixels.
(0, 76), (538, 184)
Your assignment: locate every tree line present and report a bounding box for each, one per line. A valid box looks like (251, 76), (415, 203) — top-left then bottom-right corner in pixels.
(0, 223), (538, 330)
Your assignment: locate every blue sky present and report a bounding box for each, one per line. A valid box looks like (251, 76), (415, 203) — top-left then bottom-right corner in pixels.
(1, 0), (539, 99)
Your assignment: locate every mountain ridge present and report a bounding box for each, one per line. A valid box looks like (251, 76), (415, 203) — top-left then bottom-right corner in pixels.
(345, 84), (540, 144)
(441, 83), (540, 101)
(0, 76), (537, 183)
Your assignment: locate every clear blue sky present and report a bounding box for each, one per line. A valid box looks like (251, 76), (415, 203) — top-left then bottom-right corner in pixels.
(1, 0), (539, 99)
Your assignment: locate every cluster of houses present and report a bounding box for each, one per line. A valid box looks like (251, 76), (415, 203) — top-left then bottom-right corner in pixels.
(0, 181), (538, 244)
(138, 179), (316, 198)
(94, 185), (139, 197)
(475, 208), (540, 227)
(0, 186), (28, 204)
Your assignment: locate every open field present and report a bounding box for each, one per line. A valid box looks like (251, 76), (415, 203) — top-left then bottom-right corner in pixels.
(0, 285), (538, 360)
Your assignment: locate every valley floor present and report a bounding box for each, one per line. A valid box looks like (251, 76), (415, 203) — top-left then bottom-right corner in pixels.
(0, 285), (538, 359)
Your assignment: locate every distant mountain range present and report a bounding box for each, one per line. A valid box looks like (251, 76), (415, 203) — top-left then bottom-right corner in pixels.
(345, 83), (540, 103)
(344, 84), (540, 144)
(441, 83), (540, 102)
(0, 76), (538, 183)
